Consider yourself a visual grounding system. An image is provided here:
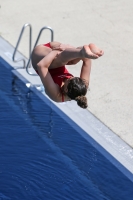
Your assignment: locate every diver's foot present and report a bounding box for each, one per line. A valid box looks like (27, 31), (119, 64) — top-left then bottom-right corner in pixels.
(81, 45), (99, 59)
(89, 43), (104, 57)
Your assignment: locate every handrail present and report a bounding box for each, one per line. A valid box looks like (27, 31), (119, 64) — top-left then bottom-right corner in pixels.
(26, 26), (54, 76)
(12, 23), (32, 68)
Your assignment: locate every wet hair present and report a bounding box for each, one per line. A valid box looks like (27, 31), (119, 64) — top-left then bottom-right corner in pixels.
(66, 77), (88, 109)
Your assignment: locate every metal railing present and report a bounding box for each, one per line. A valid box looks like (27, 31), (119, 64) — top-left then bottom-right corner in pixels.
(12, 23), (32, 68)
(12, 24), (54, 75)
(26, 26), (54, 75)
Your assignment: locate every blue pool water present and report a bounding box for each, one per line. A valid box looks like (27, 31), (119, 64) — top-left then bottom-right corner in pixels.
(0, 57), (133, 200)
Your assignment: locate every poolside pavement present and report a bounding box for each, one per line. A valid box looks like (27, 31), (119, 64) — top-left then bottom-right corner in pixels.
(0, 0), (133, 147)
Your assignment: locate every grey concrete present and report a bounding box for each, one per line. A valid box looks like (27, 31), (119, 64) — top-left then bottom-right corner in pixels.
(0, 0), (133, 147)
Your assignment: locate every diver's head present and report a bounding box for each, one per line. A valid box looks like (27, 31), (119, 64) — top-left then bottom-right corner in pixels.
(64, 77), (88, 109)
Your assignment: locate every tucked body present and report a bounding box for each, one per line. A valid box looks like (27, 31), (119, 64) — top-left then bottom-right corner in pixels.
(31, 41), (104, 108)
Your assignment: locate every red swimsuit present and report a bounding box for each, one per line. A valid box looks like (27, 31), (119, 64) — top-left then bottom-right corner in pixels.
(36, 42), (74, 102)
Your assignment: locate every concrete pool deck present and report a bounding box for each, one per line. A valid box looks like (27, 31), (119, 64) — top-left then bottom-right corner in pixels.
(0, 1), (133, 147)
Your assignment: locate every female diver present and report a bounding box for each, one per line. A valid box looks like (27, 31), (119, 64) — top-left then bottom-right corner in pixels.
(31, 41), (104, 108)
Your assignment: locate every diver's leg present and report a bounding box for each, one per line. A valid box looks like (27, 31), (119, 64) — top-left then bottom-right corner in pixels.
(49, 46), (99, 69)
(32, 43), (103, 71)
